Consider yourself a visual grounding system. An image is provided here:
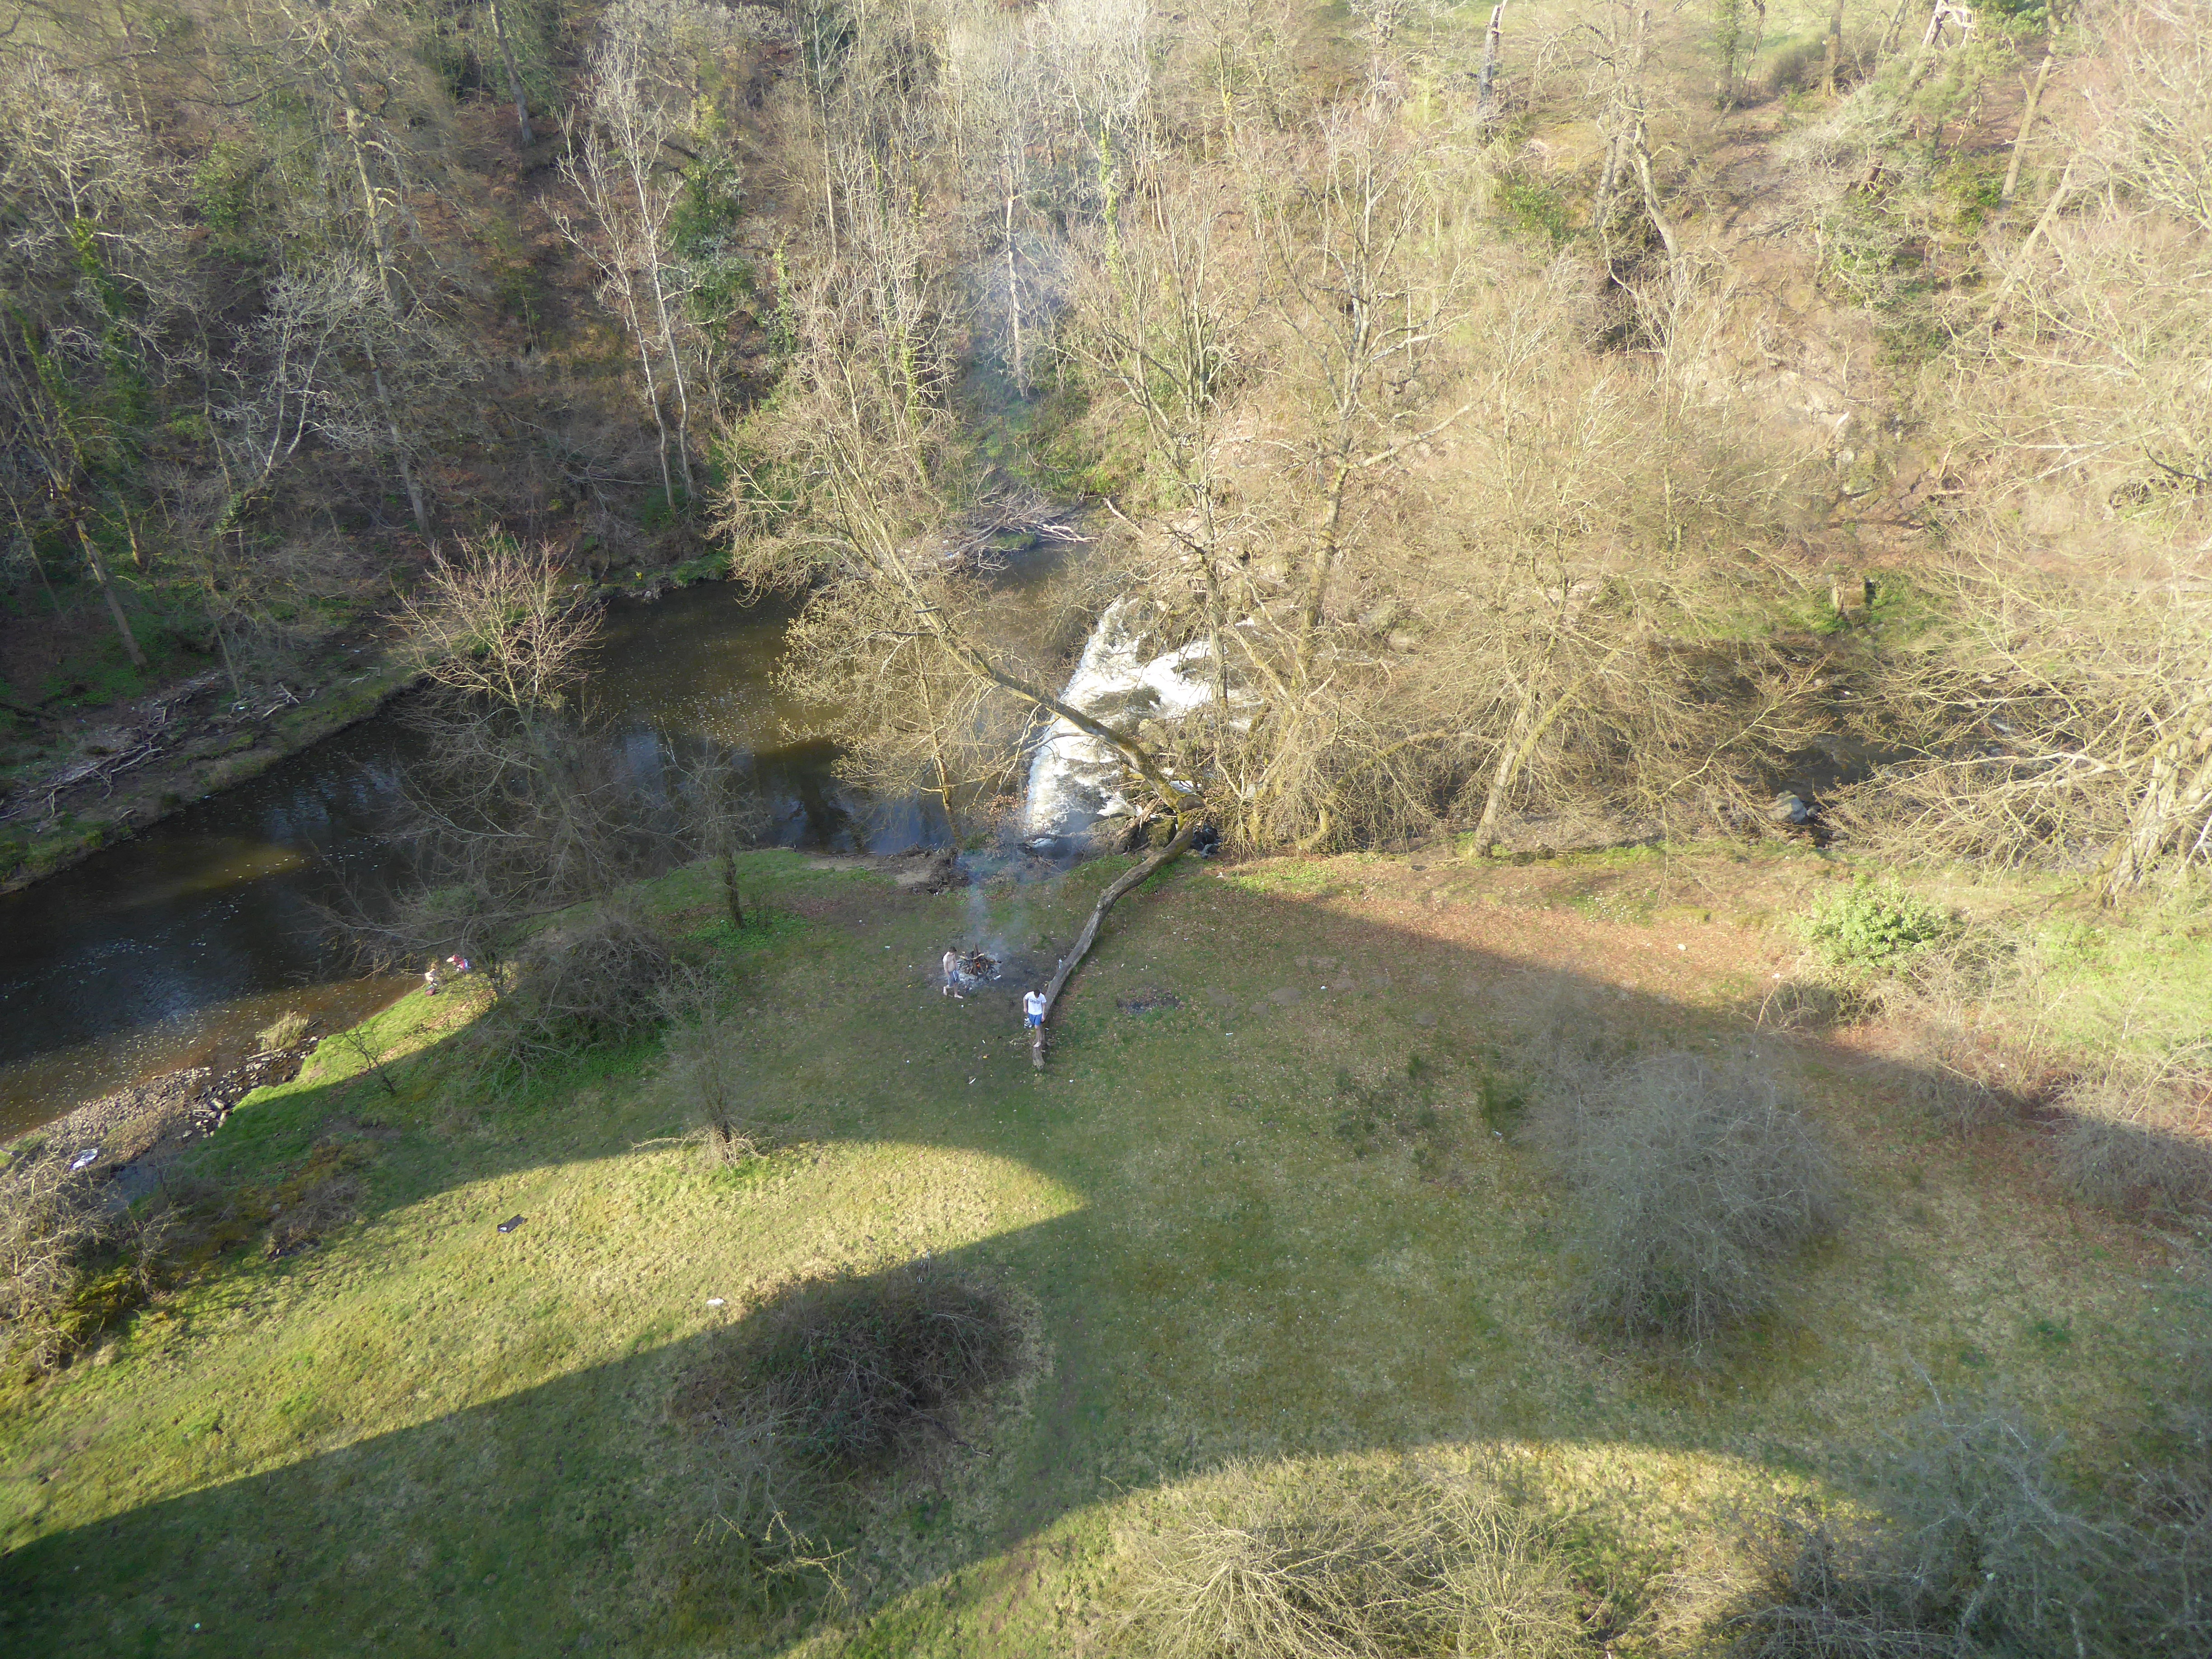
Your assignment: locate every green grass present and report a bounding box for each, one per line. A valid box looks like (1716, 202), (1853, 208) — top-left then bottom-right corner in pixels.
(0, 848), (2184, 1656)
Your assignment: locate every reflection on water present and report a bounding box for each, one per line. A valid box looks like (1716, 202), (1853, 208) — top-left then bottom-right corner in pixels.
(0, 584), (917, 1138)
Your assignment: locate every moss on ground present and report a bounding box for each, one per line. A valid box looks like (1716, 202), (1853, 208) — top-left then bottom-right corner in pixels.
(0, 847), (2189, 1656)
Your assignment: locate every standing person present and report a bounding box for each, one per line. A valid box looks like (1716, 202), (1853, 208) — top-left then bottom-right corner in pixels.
(1022, 988), (1047, 1030)
(943, 950), (962, 997)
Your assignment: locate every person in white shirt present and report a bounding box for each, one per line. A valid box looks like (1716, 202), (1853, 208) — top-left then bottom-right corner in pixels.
(1022, 989), (1048, 1030)
(942, 950), (962, 997)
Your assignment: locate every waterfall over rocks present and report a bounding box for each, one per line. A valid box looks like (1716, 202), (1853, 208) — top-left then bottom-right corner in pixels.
(1019, 598), (1223, 848)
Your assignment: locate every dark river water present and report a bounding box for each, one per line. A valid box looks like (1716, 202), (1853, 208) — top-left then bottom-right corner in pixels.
(0, 584), (933, 1139)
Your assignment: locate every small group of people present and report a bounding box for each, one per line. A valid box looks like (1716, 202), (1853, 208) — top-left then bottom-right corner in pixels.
(943, 950), (1049, 1030)
(422, 954), (471, 997)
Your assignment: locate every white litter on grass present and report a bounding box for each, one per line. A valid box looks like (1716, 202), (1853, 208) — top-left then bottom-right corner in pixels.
(706, 1298), (726, 1308)
(68, 1148), (100, 1173)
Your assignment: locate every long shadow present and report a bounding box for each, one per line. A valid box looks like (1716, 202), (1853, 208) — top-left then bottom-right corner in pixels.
(0, 858), (2180, 1657)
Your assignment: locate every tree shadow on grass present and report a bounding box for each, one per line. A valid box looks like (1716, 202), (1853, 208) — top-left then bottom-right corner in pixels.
(1, 858), (2191, 1658)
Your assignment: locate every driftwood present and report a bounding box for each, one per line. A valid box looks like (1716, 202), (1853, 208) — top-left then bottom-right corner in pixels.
(937, 486), (1089, 570)
(0, 671), (251, 825)
(1032, 818), (1201, 1069)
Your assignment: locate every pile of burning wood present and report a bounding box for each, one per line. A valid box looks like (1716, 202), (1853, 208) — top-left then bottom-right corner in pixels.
(942, 948), (999, 996)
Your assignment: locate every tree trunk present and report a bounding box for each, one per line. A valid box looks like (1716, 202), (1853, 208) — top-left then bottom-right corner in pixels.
(620, 279), (676, 506)
(1476, 5), (1504, 126)
(487, 0), (534, 145)
(1879, 0), (1915, 58)
(1005, 191), (1023, 389)
(72, 514), (145, 667)
(718, 847), (745, 929)
(2104, 679), (2212, 900)
(1467, 660), (1606, 858)
(363, 337), (431, 537)
(1628, 8), (1678, 258)
(334, 58), (432, 538)
(628, 165), (695, 502)
(8, 497), (62, 615)
(1823, 0), (1843, 94)
(1999, 53), (2052, 210)
(1033, 818), (1200, 1067)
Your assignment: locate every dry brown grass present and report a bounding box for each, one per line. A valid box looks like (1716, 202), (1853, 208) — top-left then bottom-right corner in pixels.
(254, 1010), (311, 1052)
(1118, 1461), (1589, 1659)
(2055, 1061), (2212, 1221)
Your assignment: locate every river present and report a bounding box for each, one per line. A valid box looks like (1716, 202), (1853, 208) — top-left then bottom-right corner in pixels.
(0, 584), (931, 1140)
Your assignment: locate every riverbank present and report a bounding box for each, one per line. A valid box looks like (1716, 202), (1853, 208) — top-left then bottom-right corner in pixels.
(3, 843), (2199, 1655)
(0, 647), (423, 897)
(0, 555), (734, 898)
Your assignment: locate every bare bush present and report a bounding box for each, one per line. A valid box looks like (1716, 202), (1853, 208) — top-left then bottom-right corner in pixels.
(659, 977), (784, 1164)
(1728, 1393), (2212, 1659)
(0, 1156), (108, 1370)
(0, 1152), (169, 1370)
(1529, 1049), (1841, 1350)
(341, 538), (679, 987)
(1120, 1461), (1588, 1659)
(398, 536), (603, 713)
(472, 910), (678, 1080)
(2055, 1059), (2212, 1219)
(687, 1265), (1027, 1475)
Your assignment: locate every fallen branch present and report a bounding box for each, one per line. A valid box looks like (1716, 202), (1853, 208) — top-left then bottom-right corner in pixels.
(1033, 819), (1202, 1069)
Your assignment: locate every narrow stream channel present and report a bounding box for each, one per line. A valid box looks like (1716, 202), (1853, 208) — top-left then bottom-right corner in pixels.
(0, 585), (928, 1139)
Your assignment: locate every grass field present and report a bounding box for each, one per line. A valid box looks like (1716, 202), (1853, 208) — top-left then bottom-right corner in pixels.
(0, 844), (2194, 1656)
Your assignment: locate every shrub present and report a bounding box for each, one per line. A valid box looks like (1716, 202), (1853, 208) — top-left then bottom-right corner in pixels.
(0, 1155), (166, 1369)
(2055, 1065), (2212, 1220)
(255, 1010), (311, 1051)
(1532, 1050), (1842, 1350)
(658, 977), (793, 1165)
(473, 909), (677, 1079)
(1121, 1462), (1588, 1659)
(0, 1158), (107, 1368)
(1799, 877), (1956, 975)
(1727, 1395), (2212, 1659)
(691, 1265), (1026, 1475)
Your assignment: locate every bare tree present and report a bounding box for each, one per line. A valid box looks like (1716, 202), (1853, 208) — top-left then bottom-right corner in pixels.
(485, 0), (534, 145)
(1587, 0), (1678, 258)
(398, 535), (604, 712)
(0, 51), (187, 668)
(260, 0), (472, 537)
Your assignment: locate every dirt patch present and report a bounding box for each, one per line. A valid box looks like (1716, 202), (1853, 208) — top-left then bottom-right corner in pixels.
(1117, 988), (1181, 1015)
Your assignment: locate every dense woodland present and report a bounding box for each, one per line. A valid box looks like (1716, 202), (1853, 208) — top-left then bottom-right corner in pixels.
(0, 0), (2203, 896)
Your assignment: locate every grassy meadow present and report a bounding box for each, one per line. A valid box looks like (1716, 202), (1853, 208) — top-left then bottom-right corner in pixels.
(0, 845), (2196, 1656)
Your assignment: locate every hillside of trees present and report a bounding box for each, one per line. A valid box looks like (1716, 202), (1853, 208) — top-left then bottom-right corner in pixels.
(0, 0), (2206, 898)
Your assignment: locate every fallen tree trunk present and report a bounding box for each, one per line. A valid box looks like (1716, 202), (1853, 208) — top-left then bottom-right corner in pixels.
(1033, 819), (1201, 1069)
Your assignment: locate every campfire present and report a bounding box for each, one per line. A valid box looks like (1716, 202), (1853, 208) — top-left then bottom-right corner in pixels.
(942, 947), (1000, 996)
